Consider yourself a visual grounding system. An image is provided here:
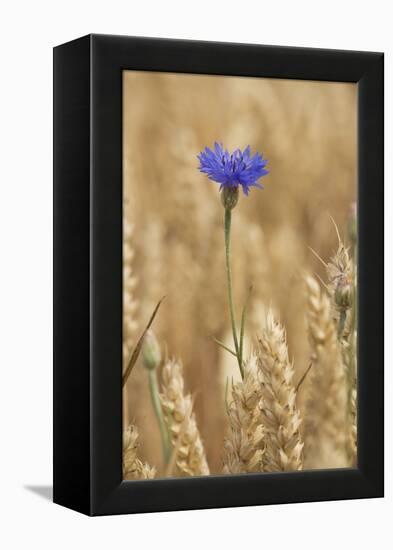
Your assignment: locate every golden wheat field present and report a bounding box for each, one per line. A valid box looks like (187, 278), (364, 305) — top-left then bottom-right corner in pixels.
(122, 70), (357, 479)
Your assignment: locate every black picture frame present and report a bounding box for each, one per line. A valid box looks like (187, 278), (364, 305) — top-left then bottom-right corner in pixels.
(53, 34), (384, 516)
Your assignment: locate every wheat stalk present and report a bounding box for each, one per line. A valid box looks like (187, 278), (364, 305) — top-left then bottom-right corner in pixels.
(326, 232), (357, 466)
(223, 355), (265, 473)
(123, 424), (156, 480)
(256, 310), (304, 472)
(160, 359), (210, 476)
(304, 276), (348, 468)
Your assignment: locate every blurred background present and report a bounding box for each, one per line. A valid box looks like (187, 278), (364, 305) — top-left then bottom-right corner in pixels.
(122, 70), (357, 475)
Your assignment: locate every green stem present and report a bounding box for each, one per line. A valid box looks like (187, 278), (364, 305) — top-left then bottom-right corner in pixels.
(148, 369), (171, 464)
(337, 310), (347, 340)
(224, 208), (243, 378)
(239, 286), (252, 369)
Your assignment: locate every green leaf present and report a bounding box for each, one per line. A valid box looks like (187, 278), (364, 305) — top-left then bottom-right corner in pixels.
(212, 336), (237, 357)
(122, 297), (165, 387)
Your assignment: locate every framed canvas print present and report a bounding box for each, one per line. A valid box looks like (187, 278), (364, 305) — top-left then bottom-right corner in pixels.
(53, 34), (384, 516)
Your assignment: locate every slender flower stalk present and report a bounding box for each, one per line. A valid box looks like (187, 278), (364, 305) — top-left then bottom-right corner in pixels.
(148, 369), (171, 464)
(198, 143), (269, 379)
(239, 285), (253, 373)
(224, 205), (242, 374)
(142, 330), (171, 465)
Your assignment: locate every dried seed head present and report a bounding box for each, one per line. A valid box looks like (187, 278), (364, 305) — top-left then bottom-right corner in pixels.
(327, 242), (354, 314)
(334, 277), (353, 310)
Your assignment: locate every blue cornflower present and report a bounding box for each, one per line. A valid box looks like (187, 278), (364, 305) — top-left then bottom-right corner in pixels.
(198, 142), (269, 196)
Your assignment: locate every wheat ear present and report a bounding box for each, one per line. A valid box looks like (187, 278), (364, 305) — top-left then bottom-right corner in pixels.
(123, 219), (139, 368)
(122, 216), (139, 428)
(123, 424), (156, 480)
(223, 355), (265, 474)
(256, 311), (304, 472)
(160, 360), (210, 477)
(304, 276), (348, 468)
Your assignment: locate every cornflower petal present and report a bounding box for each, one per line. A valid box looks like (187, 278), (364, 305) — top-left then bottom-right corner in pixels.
(198, 143), (269, 196)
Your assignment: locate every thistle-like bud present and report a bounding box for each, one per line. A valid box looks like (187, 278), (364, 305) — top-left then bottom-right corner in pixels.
(334, 277), (353, 311)
(221, 186), (239, 210)
(142, 330), (161, 370)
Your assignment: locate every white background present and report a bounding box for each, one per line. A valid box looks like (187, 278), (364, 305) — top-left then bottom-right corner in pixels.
(0, 1), (390, 548)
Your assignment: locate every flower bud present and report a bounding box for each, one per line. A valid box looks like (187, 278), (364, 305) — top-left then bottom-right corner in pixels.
(335, 278), (353, 311)
(142, 330), (162, 370)
(221, 186), (239, 210)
